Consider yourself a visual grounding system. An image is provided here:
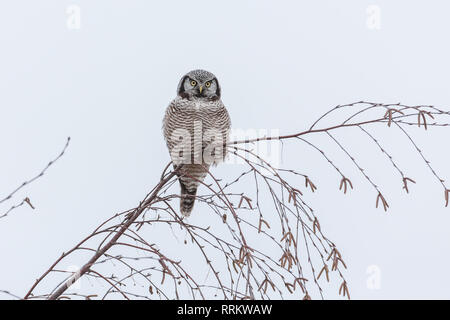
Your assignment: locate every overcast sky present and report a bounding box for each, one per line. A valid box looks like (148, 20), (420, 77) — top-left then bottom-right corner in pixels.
(1, 0), (449, 300)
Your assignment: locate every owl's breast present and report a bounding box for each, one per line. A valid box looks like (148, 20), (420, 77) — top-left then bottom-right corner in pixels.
(163, 97), (230, 144)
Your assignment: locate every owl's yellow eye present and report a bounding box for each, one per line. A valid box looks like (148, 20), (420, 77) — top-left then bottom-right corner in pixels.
(190, 80), (197, 87)
(205, 81), (211, 88)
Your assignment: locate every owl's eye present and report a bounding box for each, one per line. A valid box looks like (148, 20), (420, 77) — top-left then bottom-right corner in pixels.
(205, 81), (211, 88)
(190, 80), (197, 87)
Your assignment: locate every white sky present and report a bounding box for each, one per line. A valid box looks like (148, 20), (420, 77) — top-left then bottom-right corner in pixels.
(0, 0), (449, 299)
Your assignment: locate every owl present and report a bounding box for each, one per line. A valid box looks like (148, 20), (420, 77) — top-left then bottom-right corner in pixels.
(163, 70), (231, 217)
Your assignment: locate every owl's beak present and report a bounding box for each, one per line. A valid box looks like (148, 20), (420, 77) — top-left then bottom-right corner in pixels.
(199, 86), (203, 94)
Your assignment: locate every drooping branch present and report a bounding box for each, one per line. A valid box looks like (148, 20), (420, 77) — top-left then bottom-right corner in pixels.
(0, 137), (71, 220)
(28, 167), (180, 300)
(21, 101), (449, 300)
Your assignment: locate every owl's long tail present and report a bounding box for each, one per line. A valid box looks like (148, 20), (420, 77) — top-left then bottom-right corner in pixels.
(179, 182), (197, 217)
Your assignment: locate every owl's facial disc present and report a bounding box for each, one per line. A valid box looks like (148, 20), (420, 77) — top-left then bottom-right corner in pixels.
(177, 70), (221, 100)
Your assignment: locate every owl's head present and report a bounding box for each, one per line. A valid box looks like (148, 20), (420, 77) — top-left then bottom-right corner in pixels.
(177, 69), (221, 100)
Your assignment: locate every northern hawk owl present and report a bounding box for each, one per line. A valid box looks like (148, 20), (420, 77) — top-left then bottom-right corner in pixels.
(163, 70), (231, 216)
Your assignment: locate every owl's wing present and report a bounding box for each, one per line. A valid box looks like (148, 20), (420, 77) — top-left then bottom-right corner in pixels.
(163, 98), (189, 151)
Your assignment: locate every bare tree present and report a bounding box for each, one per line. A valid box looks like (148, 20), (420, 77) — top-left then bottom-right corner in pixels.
(4, 102), (449, 300)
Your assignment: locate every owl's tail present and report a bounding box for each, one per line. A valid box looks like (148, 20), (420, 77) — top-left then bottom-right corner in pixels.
(179, 182), (197, 217)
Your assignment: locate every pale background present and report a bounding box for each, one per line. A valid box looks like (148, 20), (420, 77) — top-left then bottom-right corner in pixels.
(0, 0), (449, 299)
